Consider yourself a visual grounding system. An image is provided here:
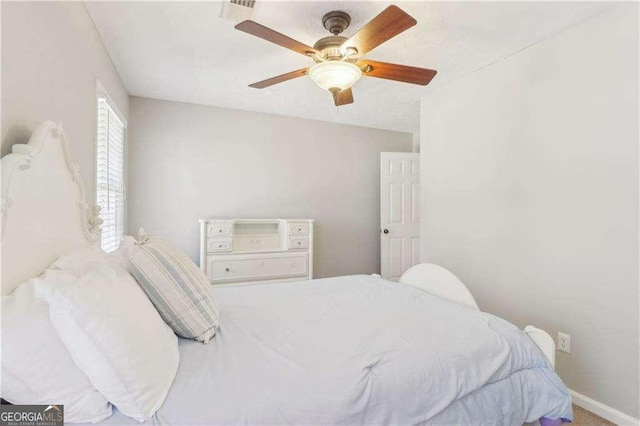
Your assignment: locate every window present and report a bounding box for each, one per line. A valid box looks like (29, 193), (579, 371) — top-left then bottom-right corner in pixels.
(95, 84), (127, 252)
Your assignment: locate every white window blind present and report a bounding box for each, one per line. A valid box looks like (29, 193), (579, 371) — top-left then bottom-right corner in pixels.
(96, 94), (126, 252)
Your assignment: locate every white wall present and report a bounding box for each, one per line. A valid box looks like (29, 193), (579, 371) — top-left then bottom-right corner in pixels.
(1, 2), (129, 195)
(420, 5), (639, 418)
(128, 97), (412, 278)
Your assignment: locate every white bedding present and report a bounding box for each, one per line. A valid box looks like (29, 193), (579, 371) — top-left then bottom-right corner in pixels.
(89, 275), (572, 425)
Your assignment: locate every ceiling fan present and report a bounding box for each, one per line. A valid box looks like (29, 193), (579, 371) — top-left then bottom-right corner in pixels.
(235, 5), (437, 106)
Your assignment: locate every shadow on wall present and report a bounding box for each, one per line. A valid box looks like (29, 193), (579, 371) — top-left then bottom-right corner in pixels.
(1, 124), (32, 157)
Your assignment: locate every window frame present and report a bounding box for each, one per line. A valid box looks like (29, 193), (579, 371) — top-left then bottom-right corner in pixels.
(94, 80), (128, 252)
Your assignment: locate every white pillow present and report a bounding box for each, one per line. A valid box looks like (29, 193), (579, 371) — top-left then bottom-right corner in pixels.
(49, 245), (108, 277)
(1, 275), (112, 423)
(37, 265), (179, 422)
(50, 238), (136, 277)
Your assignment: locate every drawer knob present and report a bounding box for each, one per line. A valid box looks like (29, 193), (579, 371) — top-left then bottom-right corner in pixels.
(218, 244), (223, 248)
(225, 267), (230, 272)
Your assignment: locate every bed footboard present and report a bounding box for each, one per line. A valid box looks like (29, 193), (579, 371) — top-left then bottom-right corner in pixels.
(398, 264), (480, 310)
(524, 326), (556, 369)
(394, 264), (556, 368)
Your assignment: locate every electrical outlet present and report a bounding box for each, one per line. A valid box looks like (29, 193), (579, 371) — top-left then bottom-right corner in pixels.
(558, 332), (571, 354)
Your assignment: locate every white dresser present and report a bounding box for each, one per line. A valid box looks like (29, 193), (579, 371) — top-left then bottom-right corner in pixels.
(199, 219), (314, 285)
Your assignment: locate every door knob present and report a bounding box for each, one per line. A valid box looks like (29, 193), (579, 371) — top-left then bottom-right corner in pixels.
(383, 229), (389, 234)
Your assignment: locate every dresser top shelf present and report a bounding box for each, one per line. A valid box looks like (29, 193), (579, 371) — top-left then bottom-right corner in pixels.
(212, 248), (294, 255)
(198, 218), (314, 223)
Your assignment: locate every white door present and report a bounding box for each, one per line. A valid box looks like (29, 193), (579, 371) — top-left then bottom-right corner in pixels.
(380, 152), (420, 280)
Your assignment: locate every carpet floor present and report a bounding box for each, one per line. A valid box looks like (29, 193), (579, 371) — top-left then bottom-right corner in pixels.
(573, 404), (614, 425)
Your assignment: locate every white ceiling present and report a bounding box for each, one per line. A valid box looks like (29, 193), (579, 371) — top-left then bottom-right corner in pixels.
(85, 1), (613, 134)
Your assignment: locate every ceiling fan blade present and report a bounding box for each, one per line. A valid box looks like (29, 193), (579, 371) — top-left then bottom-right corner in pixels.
(332, 88), (354, 106)
(342, 5), (416, 57)
(235, 21), (318, 57)
(359, 60), (437, 85)
(249, 68), (308, 89)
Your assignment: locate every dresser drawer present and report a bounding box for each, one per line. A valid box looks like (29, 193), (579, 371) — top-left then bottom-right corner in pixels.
(288, 236), (309, 250)
(288, 222), (309, 236)
(207, 221), (232, 238)
(207, 238), (232, 252)
(208, 254), (308, 283)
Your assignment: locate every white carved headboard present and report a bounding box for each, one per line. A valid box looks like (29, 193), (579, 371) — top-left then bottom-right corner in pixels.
(1, 121), (102, 294)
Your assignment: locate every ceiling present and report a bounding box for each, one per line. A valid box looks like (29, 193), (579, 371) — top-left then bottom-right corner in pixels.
(85, 1), (613, 134)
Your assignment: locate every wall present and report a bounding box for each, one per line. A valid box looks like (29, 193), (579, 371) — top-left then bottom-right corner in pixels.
(1, 2), (129, 196)
(128, 97), (412, 277)
(420, 5), (639, 418)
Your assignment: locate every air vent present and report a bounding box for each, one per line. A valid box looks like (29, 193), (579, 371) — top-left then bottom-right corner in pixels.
(221, 0), (256, 22)
(231, 0), (255, 8)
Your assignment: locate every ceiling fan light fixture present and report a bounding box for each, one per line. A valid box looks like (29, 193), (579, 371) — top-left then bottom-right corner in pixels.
(237, 5), (437, 106)
(308, 61), (362, 93)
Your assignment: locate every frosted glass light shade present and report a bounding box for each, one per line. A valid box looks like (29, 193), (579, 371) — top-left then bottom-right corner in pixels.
(308, 61), (362, 92)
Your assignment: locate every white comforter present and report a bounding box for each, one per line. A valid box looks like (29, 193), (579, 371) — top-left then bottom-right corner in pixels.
(95, 275), (572, 425)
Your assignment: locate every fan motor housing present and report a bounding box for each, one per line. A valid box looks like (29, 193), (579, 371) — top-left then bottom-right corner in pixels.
(313, 36), (346, 59)
(313, 35), (358, 63)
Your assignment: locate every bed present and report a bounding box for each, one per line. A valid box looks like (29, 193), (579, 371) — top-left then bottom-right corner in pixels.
(1, 121), (573, 425)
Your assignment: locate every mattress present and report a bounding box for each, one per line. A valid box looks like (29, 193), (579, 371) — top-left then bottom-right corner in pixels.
(90, 275), (573, 425)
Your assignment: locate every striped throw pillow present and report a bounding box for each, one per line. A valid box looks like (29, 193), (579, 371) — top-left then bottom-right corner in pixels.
(128, 229), (220, 343)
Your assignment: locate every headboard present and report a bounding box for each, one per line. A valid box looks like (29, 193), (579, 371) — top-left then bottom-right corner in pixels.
(1, 121), (102, 294)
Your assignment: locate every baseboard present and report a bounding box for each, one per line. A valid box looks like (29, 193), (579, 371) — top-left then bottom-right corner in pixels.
(570, 389), (639, 425)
